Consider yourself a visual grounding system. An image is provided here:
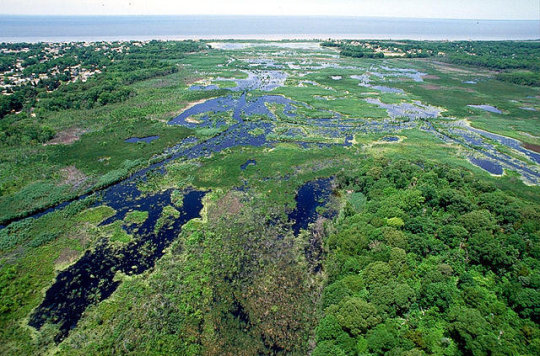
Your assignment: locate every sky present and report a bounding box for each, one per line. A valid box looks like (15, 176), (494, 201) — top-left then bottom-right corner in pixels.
(1, 0), (539, 20)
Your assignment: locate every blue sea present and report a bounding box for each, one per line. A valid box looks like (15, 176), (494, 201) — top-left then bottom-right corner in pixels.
(0, 15), (538, 42)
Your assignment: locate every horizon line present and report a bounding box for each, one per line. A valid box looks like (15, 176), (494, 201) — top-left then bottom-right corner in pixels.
(0, 14), (539, 22)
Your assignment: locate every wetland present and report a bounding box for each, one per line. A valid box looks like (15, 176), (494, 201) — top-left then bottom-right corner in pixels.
(1, 39), (539, 355)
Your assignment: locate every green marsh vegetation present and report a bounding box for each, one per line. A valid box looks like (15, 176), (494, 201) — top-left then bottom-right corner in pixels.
(0, 40), (539, 355)
(323, 40), (540, 86)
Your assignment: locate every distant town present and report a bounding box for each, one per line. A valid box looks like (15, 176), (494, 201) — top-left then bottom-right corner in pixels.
(1, 41), (152, 96)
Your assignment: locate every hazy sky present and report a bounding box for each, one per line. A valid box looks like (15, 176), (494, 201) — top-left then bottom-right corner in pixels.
(1, 0), (539, 20)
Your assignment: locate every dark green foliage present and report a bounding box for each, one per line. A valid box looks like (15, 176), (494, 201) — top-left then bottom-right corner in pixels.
(496, 71), (540, 86)
(0, 115), (55, 145)
(332, 297), (381, 336)
(340, 45), (384, 59)
(0, 40), (205, 119)
(315, 159), (540, 355)
(312, 341), (348, 356)
(0, 94), (24, 118)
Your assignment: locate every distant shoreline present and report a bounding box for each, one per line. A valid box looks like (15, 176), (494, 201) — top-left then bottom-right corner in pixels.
(1, 14), (539, 21)
(1, 15), (538, 43)
(2, 36), (539, 44)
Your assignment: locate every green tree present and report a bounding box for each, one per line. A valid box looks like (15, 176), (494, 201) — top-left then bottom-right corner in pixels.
(333, 297), (381, 336)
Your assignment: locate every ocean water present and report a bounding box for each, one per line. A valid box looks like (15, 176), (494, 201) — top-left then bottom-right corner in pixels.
(0, 15), (538, 42)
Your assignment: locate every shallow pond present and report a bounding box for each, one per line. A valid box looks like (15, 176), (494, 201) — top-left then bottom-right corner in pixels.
(469, 157), (504, 175)
(468, 104), (502, 114)
(464, 125), (540, 164)
(124, 136), (160, 143)
(288, 178), (334, 236)
(365, 98), (441, 119)
(240, 159), (257, 170)
(370, 85), (405, 94)
(188, 84), (220, 91)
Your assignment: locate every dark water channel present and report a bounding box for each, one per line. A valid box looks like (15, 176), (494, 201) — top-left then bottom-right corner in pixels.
(28, 189), (206, 342)
(288, 178), (334, 236)
(469, 157), (504, 175)
(240, 159), (257, 170)
(124, 135), (160, 143)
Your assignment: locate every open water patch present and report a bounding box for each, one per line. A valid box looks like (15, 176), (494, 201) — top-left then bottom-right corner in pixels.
(240, 159), (257, 170)
(186, 70), (287, 92)
(464, 124), (540, 164)
(125, 136), (159, 143)
(189, 84), (220, 91)
(378, 66), (427, 82)
(288, 178), (334, 236)
(468, 104), (502, 114)
(469, 157), (504, 175)
(365, 98), (441, 119)
(371, 85), (404, 94)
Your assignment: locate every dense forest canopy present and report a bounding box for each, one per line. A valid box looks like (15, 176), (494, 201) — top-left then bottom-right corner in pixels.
(314, 159), (540, 355)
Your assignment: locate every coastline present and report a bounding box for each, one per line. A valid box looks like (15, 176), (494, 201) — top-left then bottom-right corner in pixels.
(1, 15), (538, 43)
(2, 33), (540, 43)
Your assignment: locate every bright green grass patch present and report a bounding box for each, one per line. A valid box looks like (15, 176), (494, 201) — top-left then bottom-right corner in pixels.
(102, 220), (132, 244)
(386, 60), (540, 140)
(162, 205), (180, 219)
(124, 210), (149, 225)
(141, 143), (358, 211)
(466, 115), (540, 145)
(48, 121), (193, 175)
(171, 189), (184, 207)
(213, 80), (237, 88)
(154, 205), (182, 233)
(366, 128), (539, 202)
(0, 68), (209, 220)
(74, 206), (115, 224)
(273, 86), (388, 118)
(213, 70), (249, 79)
